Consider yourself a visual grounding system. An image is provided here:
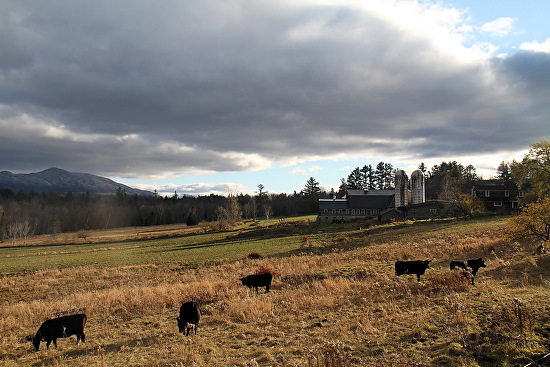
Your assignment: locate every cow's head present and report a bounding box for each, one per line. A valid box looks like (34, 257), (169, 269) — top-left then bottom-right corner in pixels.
(477, 258), (487, 267)
(27, 335), (41, 351)
(176, 317), (185, 333)
(424, 260), (432, 268)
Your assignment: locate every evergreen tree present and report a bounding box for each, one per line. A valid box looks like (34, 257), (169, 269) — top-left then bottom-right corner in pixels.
(346, 167), (363, 189)
(303, 177), (322, 197)
(497, 161), (512, 181)
(338, 179), (348, 197)
(361, 165), (374, 189)
(374, 162), (386, 189)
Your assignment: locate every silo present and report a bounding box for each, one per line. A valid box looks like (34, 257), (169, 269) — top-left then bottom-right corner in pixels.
(394, 169), (408, 207)
(411, 170), (425, 204)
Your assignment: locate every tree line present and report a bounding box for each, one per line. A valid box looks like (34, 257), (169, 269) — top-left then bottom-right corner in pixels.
(339, 160), (478, 200)
(1, 140), (547, 241)
(0, 186), (328, 241)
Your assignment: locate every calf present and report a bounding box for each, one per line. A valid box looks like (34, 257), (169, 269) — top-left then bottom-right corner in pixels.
(450, 258), (487, 284)
(28, 314), (87, 351)
(240, 272), (273, 294)
(395, 260), (431, 281)
(177, 301), (201, 336)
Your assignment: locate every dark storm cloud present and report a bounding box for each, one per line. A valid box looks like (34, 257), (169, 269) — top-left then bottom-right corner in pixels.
(1, 0), (549, 177)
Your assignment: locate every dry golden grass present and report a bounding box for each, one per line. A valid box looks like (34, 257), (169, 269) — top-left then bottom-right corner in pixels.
(0, 218), (549, 366)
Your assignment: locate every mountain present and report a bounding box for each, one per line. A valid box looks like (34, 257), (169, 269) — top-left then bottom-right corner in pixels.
(0, 168), (154, 196)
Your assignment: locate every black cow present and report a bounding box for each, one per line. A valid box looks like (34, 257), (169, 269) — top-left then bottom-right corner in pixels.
(450, 258), (487, 284)
(395, 260), (431, 281)
(28, 314), (87, 351)
(240, 272), (273, 294)
(176, 301), (201, 336)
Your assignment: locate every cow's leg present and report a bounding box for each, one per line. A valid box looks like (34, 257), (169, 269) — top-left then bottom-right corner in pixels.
(46, 340), (51, 349)
(255, 286), (259, 294)
(417, 274), (421, 281)
(265, 285), (270, 293)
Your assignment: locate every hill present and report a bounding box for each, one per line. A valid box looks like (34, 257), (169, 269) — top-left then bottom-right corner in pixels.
(0, 217), (548, 366)
(0, 167), (153, 196)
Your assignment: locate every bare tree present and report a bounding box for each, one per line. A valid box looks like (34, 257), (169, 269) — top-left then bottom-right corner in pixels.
(264, 205), (273, 224)
(6, 218), (35, 244)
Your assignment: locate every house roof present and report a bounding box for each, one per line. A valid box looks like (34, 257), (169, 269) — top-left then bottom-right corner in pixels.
(347, 189), (395, 196)
(319, 189), (396, 210)
(348, 194), (394, 209)
(318, 199), (349, 209)
(471, 180), (519, 191)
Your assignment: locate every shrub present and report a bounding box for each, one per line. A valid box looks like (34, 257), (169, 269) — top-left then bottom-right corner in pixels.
(247, 252), (263, 260)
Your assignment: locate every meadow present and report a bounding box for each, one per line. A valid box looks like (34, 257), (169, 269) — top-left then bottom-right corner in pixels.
(0, 216), (549, 366)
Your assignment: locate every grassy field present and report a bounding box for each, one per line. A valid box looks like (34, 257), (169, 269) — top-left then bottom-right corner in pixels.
(0, 215), (549, 366)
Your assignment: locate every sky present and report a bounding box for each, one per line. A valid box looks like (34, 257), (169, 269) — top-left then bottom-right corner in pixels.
(1, 0), (549, 197)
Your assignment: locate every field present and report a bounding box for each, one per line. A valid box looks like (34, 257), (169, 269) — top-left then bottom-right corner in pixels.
(0, 216), (549, 366)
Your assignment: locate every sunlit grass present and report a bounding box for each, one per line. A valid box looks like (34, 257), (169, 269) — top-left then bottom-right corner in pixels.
(0, 215), (548, 366)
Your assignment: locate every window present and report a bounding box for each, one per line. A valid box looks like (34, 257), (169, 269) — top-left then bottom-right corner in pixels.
(332, 209), (336, 214)
(494, 201), (502, 207)
(339, 209), (342, 214)
(519, 191), (525, 197)
(346, 209), (349, 214)
(512, 202), (518, 209)
(485, 191), (490, 197)
(361, 209), (366, 215)
(505, 191), (509, 197)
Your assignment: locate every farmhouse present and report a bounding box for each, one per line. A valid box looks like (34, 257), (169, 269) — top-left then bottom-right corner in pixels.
(318, 169), (445, 223)
(471, 179), (525, 213)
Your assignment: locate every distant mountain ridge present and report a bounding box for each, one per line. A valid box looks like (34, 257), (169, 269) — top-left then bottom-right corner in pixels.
(0, 168), (154, 196)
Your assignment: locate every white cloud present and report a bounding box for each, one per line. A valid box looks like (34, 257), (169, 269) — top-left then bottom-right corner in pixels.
(133, 182), (249, 197)
(480, 17), (515, 36)
(520, 38), (550, 53)
(291, 168), (307, 176)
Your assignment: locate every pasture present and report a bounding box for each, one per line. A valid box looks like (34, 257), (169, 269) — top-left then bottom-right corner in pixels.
(0, 216), (549, 366)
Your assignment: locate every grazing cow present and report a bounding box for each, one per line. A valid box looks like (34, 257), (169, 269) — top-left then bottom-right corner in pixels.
(395, 260), (431, 281)
(176, 301), (201, 336)
(450, 258), (487, 284)
(240, 272), (273, 294)
(28, 314), (87, 351)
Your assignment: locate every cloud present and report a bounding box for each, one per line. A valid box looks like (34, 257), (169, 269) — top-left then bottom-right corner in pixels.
(480, 17), (515, 36)
(520, 38), (550, 53)
(291, 168), (307, 176)
(0, 0), (548, 183)
(133, 182), (248, 197)
(290, 165), (323, 176)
